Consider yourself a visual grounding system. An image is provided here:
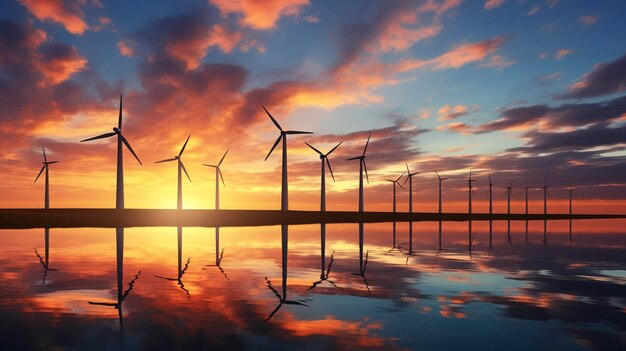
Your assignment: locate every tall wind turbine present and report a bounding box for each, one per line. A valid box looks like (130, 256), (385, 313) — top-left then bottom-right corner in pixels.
(404, 163), (419, 252)
(525, 186), (531, 243)
(538, 179), (550, 243)
(305, 141), (342, 212)
(505, 182), (513, 242)
(80, 94), (142, 209)
(387, 172), (405, 251)
(467, 170), (476, 251)
(263, 106), (313, 211)
(156, 135), (192, 210)
(435, 171), (449, 251)
(34, 147), (58, 209)
(488, 174), (494, 248)
(347, 132), (372, 213)
(203, 149), (228, 210)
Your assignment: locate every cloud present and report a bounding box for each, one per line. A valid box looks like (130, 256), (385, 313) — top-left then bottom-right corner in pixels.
(117, 40), (135, 57)
(555, 48), (574, 60)
(438, 105), (470, 121)
(511, 123), (626, 153)
(35, 43), (88, 86)
(557, 54), (626, 100)
(19, 0), (88, 35)
(484, 0), (505, 10)
(429, 37), (505, 70)
(479, 54), (516, 69)
(578, 15), (598, 26)
(527, 5), (541, 15)
(210, 0), (310, 30)
(436, 122), (474, 134)
(477, 95), (626, 132)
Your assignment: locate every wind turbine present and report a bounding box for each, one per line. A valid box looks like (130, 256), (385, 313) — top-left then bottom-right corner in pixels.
(569, 185), (573, 242)
(34, 147), (58, 209)
(263, 106), (313, 211)
(435, 171), (449, 251)
(34, 227), (59, 285)
(305, 141), (342, 212)
(155, 227), (191, 299)
(155, 135), (192, 210)
(488, 174), (494, 248)
(80, 94), (142, 209)
(468, 169), (476, 251)
(505, 182), (513, 243)
(525, 186), (531, 243)
(387, 172), (405, 252)
(203, 149), (228, 210)
(404, 163), (419, 253)
(538, 179), (550, 243)
(347, 132), (372, 212)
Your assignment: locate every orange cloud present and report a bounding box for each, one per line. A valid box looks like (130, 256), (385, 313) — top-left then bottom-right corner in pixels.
(555, 49), (574, 60)
(117, 40), (135, 57)
(210, 0), (310, 30)
(438, 105), (469, 121)
(20, 0), (88, 35)
(166, 24), (242, 70)
(484, 0), (505, 10)
(36, 43), (88, 86)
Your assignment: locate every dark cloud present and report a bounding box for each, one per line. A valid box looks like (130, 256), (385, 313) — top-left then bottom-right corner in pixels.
(558, 54), (626, 99)
(511, 123), (626, 153)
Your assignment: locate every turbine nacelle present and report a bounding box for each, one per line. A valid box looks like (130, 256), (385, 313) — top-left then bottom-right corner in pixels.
(113, 127), (121, 134)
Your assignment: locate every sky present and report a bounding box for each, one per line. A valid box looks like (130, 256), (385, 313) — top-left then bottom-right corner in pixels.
(0, 0), (625, 213)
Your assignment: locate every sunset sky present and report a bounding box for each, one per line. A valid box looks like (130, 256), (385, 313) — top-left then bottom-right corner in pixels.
(1, 0), (625, 213)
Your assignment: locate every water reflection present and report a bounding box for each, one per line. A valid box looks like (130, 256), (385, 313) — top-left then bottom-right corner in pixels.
(34, 227), (58, 285)
(87, 227), (141, 330)
(1, 221), (625, 350)
(155, 226), (191, 299)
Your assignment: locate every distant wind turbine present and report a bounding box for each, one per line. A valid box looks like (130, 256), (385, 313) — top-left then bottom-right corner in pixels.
(34, 147), (58, 209)
(404, 163), (419, 252)
(538, 178), (550, 243)
(387, 172), (405, 213)
(569, 185), (573, 242)
(468, 169), (476, 251)
(347, 132), (372, 212)
(488, 174), (494, 247)
(263, 106), (313, 211)
(505, 181), (513, 243)
(435, 170), (449, 251)
(156, 135), (192, 210)
(203, 149), (228, 210)
(80, 94), (142, 209)
(305, 141), (342, 212)
(525, 186), (532, 243)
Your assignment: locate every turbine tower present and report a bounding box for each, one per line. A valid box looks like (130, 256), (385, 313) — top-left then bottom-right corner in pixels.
(34, 147), (58, 209)
(435, 171), (449, 251)
(569, 185), (573, 242)
(538, 179), (550, 243)
(404, 164), (419, 253)
(263, 106), (313, 211)
(305, 141), (342, 212)
(203, 149), (228, 210)
(80, 94), (142, 209)
(488, 174), (494, 247)
(386, 172), (405, 213)
(525, 186), (531, 243)
(467, 169), (476, 251)
(347, 132), (372, 213)
(505, 182), (513, 242)
(156, 135), (192, 210)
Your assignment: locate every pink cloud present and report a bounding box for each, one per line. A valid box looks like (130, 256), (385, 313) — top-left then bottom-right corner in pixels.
(117, 40), (135, 57)
(19, 0), (88, 35)
(484, 0), (505, 10)
(210, 0), (310, 30)
(555, 48), (574, 61)
(165, 24), (243, 70)
(438, 105), (470, 121)
(479, 54), (516, 69)
(436, 122), (474, 134)
(578, 15), (598, 26)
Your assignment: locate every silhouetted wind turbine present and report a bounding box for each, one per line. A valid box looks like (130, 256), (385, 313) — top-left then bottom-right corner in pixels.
(203, 149), (228, 210)
(34, 227), (58, 285)
(80, 94), (142, 209)
(347, 132), (372, 212)
(387, 172), (405, 213)
(569, 185), (573, 242)
(468, 169), (476, 251)
(156, 135), (191, 210)
(263, 106), (313, 211)
(156, 227), (191, 299)
(538, 179), (550, 243)
(435, 171), (449, 251)
(34, 147), (58, 209)
(489, 174), (494, 248)
(305, 141), (342, 212)
(505, 181), (513, 243)
(525, 186), (531, 243)
(404, 163), (419, 252)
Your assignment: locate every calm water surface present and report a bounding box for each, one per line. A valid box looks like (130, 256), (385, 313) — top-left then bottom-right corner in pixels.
(1, 220), (624, 350)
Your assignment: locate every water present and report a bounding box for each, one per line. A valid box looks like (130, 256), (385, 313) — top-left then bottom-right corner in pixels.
(1, 220), (624, 350)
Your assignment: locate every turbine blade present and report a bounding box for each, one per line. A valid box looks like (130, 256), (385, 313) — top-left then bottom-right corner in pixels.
(42, 147), (47, 163)
(435, 170), (440, 179)
(119, 134), (142, 165)
(218, 168), (225, 186)
(263, 106), (282, 132)
(346, 156), (362, 161)
(396, 172), (404, 182)
(547, 189), (551, 199)
(362, 159), (369, 184)
(203, 164), (217, 168)
(326, 141), (343, 155)
(326, 158), (335, 182)
(285, 130), (313, 135)
(179, 134), (191, 157)
(405, 162), (410, 175)
(118, 94), (123, 129)
(403, 175), (409, 185)
(362, 132), (372, 156)
(397, 181), (405, 190)
(47, 161), (59, 164)
(80, 132), (117, 142)
(305, 142), (323, 155)
(34, 165), (45, 183)
(218, 149), (229, 166)
(180, 161), (191, 182)
(155, 157), (177, 163)
(265, 135), (282, 161)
